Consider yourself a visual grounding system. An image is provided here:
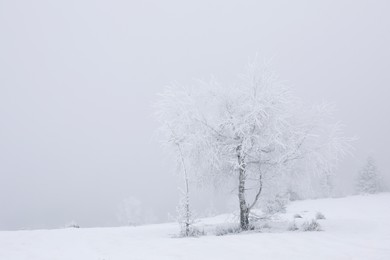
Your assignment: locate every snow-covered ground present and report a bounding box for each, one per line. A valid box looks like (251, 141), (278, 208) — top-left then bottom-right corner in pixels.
(1, 193), (389, 260)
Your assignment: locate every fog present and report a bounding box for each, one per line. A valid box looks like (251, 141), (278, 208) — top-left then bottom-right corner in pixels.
(0, 0), (389, 230)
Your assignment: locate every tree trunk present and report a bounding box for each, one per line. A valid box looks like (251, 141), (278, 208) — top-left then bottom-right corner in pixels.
(177, 142), (191, 236)
(184, 193), (190, 236)
(239, 172), (249, 230)
(237, 145), (250, 230)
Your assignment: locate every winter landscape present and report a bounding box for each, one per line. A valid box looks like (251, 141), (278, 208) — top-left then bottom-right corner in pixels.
(1, 1), (390, 260)
(1, 193), (389, 260)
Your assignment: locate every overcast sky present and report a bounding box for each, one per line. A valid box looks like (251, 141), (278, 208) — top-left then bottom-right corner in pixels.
(1, 0), (389, 230)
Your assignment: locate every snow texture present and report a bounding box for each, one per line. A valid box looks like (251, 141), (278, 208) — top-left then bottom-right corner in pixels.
(1, 193), (389, 260)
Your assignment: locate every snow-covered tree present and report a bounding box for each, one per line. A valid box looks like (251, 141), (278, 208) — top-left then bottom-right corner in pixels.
(155, 90), (195, 236)
(117, 197), (143, 226)
(155, 60), (350, 230)
(117, 197), (158, 226)
(356, 156), (381, 194)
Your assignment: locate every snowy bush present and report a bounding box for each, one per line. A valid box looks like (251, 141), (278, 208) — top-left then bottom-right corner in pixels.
(65, 221), (80, 228)
(262, 194), (289, 215)
(215, 224), (242, 236)
(287, 221), (298, 231)
(294, 214), (303, 219)
(178, 226), (205, 238)
(315, 212), (326, 220)
(301, 219), (321, 231)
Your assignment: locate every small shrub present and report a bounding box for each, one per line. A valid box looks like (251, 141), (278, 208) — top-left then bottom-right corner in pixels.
(287, 221), (298, 231)
(262, 194), (289, 215)
(66, 221), (80, 228)
(293, 214), (302, 219)
(179, 226), (205, 237)
(315, 212), (326, 220)
(301, 219), (321, 231)
(215, 224), (241, 236)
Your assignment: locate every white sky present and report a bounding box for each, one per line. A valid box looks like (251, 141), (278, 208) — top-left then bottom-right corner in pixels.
(1, 0), (389, 230)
